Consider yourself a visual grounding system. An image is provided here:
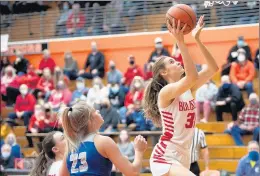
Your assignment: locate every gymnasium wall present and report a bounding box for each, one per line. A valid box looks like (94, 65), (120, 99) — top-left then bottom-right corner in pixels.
(9, 24), (258, 73)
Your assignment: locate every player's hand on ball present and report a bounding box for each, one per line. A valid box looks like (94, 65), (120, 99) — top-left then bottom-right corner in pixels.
(166, 18), (187, 43)
(134, 135), (147, 152)
(192, 15), (205, 40)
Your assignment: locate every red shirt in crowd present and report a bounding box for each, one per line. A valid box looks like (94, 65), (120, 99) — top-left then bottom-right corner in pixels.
(39, 58), (56, 73)
(124, 90), (144, 107)
(124, 66), (144, 86)
(25, 72), (40, 89)
(15, 93), (36, 112)
(36, 78), (54, 93)
(28, 115), (45, 132)
(66, 13), (86, 29)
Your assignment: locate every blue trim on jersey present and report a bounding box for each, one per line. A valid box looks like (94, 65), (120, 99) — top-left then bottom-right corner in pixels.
(66, 141), (112, 176)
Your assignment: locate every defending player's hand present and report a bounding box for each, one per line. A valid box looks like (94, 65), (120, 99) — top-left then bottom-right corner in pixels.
(134, 135), (147, 152)
(192, 15), (205, 40)
(166, 18), (187, 43)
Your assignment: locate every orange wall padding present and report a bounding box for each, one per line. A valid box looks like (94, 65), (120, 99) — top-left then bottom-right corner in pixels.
(10, 24), (259, 73)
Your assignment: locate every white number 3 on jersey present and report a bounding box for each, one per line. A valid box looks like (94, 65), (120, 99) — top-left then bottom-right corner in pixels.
(70, 152), (88, 173)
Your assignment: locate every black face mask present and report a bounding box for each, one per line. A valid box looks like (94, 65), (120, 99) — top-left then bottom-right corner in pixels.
(101, 104), (108, 109)
(45, 109), (51, 113)
(129, 60), (135, 65)
(110, 65), (115, 70)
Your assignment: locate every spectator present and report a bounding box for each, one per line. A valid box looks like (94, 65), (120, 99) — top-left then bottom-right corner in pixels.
(107, 61), (122, 84)
(117, 130), (135, 162)
(148, 37), (170, 63)
(88, 3), (104, 36)
(195, 80), (218, 123)
(222, 36), (252, 75)
(63, 51), (78, 80)
(25, 65), (40, 91)
(70, 77), (88, 106)
(49, 80), (71, 111)
(36, 68), (54, 100)
(1, 66), (16, 98)
(99, 98), (120, 132)
(230, 52), (255, 97)
(4, 133), (21, 159)
(79, 42), (105, 79)
(190, 128), (209, 176)
(0, 121), (13, 143)
(44, 103), (62, 131)
(8, 84), (36, 127)
(66, 3), (86, 37)
(126, 100), (152, 131)
(13, 50), (29, 75)
(0, 56), (11, 74)
(86, 77), (108, 108)
(56, 1), (72, 36)
(27, 104), (46, 147)
(215, 75), (245, 121)
(124, 55), (144, 86)
(236, 141), (260, 176)
(38, 49), (56, 73)
(0, 144), (14, 169)
(53, 66), (70, 87)
(124, 76), (145, 108)
(254, 49), (259, 70)
(225, 93), (259, 146)
(143, 62), (153, 81)
(108, 83), (126, 109)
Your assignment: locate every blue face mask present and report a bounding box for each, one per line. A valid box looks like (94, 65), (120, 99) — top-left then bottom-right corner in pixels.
(248, 151), (259, 161)
(222, 83), (231, 90)
(63, 5), (69, 11)
(250, 99), (258, 105)
(237, 40), (244, 48)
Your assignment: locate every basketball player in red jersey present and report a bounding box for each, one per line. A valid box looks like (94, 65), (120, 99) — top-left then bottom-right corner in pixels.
(143, 16), (219, 175)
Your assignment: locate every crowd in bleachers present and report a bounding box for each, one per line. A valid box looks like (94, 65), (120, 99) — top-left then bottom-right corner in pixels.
(0, 38), (260, 173)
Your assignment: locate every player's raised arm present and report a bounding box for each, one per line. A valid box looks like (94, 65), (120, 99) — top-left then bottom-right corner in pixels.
(190, 15), (219, 92)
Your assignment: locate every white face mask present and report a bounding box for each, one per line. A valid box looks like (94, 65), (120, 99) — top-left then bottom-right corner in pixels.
(134, 82), (141, 89)
(237, 54), (246, 63)
(20, 89), (28, 95)
(155, 43), (163, 49)
(76, 82), (85, 90)
(2, 152), (11, 159)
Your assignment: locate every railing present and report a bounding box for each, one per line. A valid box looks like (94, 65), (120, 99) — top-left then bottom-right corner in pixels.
(1, 0), (259, 42)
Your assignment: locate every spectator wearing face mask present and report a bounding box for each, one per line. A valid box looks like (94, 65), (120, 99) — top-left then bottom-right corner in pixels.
(49, 81), (71, 111)
(13, 50), (29, 75)
(0, 144), (14, 169)
(143, 62), (154, 81)
(63, 51), (78, 80)
(254, 49), (259, 70)
(148, 37), (170, 63)
(195, 79), (218, 123)
(236, 141), (260, 176)
(222, 36), (252, 76)
(1, 66), (16, 97)
(225, 93), (259, 146)
(36, 68), (54, 100)
(4, 133), (21, 159)
(107, 61), (122, 84)
(56, 1), (72, 36)
(119, 76), (145, 123)
(70, 77), (88, 106)
(123, 55), (144, 86)
(230, 52), (255, 97)
(86, 77), (108, 108)
(108, 83), (126, 109)
(79, 42), (105, 79)
(38, 49), (56, 73)
(27, 104), (46, 147)
(126, 100), (153, 131)
(53, 66), (70, 87)
(99, 98), (120, 132)
(25, 65), (40, 90)
(8, 84), (36, 126)
(215, 75), (245, 122)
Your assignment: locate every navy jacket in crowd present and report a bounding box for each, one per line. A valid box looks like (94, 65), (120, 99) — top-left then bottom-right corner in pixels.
(84, 51), (105, 77)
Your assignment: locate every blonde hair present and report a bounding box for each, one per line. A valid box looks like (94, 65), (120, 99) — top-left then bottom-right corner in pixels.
(60, 101), (95, 154)
(129, 76), (145, 93)
(5, 133), (17, 145)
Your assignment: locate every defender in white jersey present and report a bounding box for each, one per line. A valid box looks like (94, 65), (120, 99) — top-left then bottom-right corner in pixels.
(143, 16), (218, 175)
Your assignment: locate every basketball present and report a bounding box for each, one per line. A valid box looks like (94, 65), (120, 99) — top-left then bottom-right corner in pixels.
(166, 4), (197, 35)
